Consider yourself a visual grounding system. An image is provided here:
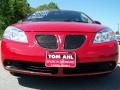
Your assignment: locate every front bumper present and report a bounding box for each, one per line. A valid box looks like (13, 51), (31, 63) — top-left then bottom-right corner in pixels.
(4, 60), (117, 76)
(1, 31), (118, 76)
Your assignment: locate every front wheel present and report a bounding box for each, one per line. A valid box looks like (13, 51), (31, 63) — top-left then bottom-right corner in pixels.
(10, 72), (23, 77)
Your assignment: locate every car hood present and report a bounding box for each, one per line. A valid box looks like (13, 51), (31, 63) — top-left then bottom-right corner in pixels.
(12, 22), (106, 33)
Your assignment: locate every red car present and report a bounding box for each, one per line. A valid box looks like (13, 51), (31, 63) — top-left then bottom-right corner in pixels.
(1, 10), (118, 77)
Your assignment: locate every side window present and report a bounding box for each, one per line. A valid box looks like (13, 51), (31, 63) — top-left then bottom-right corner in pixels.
(81, 13), (93, 23)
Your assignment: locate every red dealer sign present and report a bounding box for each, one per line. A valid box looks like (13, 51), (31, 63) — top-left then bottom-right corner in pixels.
(45, 51), (76, 68)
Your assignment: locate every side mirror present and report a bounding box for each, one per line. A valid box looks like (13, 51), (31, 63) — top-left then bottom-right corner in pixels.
(93, 21), (101, 25)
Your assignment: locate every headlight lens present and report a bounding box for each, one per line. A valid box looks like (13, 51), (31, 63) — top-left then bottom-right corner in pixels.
(93, 28), (116, 43)
(3, 26), (28, 43)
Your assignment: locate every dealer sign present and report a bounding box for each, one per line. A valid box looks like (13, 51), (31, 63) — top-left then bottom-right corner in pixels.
(45, 51), (76, 68)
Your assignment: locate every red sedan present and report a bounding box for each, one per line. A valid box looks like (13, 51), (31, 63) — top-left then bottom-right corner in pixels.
(1, 10), (118, 77)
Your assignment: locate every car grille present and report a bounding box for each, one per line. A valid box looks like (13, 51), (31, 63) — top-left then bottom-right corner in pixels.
(4, 60), (58, 74)
(36, 35), (58, 49)
(63, 61), (116, 74)
(64, 35), (85, 49)
(36, 34), (85, 50)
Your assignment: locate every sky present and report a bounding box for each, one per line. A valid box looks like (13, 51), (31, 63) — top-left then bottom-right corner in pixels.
(27, 0), (120, 32)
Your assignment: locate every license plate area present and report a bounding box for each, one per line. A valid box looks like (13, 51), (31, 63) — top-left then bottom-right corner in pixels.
(45, 51), (76, 68)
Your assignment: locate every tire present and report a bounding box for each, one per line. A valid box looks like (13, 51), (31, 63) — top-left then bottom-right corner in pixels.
(10, 72), (23, 77)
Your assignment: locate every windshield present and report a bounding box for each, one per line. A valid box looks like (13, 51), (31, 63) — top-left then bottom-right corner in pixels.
(25, 10), (93, 23)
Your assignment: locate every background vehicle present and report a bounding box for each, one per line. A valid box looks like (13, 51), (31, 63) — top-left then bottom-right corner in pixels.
(116, 34), (120, 44)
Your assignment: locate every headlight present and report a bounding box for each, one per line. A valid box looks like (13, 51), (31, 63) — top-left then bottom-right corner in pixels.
(3, 26), (28, 43)
(93, 28), (116, 43)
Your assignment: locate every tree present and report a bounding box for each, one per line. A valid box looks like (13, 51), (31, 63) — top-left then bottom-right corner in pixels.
(36, 4), (48, 11)
(47, 2), (59, 10)
(0, 0), (12, 16)
(13, 0), (31, 21)
(35, 2), (59, 11)
(116, 31), (119, 34)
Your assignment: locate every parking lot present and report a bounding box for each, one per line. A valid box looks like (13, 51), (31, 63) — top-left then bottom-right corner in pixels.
(0, 42), (120, 90)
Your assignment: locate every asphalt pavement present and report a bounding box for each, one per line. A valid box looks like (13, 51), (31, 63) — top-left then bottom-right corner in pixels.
(0, 42), (120, 90)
